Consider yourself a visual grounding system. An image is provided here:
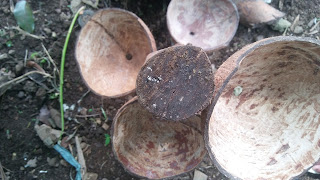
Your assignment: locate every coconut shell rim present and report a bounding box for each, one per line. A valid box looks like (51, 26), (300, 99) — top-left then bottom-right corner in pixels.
(75, 8), (157, 98)
(204, 36), (320, 180)
(166, 0), (239, 52)
(111, 96), (207, 179)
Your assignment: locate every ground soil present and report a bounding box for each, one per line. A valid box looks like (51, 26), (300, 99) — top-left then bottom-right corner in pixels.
(0, 0), (320, 180)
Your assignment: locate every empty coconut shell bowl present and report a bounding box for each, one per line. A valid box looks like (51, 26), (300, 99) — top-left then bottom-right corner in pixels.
(206, 36), (320, 180)
(75, 8), (156, 98)
(166, 0), (239, 51)
(112, 97), (207, 179)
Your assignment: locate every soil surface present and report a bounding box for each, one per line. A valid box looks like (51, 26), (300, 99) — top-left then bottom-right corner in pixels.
(0, 0), (319, 180)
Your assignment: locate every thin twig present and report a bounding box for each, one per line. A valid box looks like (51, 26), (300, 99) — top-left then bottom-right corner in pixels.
(0, 71), (53, 90)
(9, 0), (14, 12)
(41, 43), (59, 74)
(75, 136), (87, 178)
(310, 21), (320, 32)
(24, 49), (28, 67)
(75, 114), (100, 118)
(100, 160), (108, 170)
(5, 26), (45, 40)
(0, 161), (7, 180)
(77, 90), (90, 105)
(66, 129), (78, 142)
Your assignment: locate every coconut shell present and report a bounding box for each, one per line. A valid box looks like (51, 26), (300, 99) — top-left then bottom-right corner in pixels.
(233, 0), (285, 27)
(136, 45), (215, 121)
(206, 36), (320, 179)
(112, 97), (207, 179)
(75, 8), (156, 98)
(166, 0), (239, 51)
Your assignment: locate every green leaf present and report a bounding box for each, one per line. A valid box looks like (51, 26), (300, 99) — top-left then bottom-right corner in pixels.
(104, 134), (110, 146)
(30, 52), (39, 60)
(49, 93), (59, 99)
(13, 0), (35, 33)
(6, 41), (13, 47)
(101, 107), (107, 120)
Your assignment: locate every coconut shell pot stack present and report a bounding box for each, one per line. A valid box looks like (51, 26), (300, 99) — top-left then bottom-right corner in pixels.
(114, 44), (215, 178)
(75, 8), (215, 179)
(206, 36), (320, 180)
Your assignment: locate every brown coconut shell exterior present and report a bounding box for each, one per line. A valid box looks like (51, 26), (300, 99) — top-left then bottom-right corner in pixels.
(111, 97), (207, 179)
(75, 8), (156, 98)
(233, 0), (285, 27)
(166, 0), (239, 51)
(136, 45), (215, 121)
(205, 36), (320, 180)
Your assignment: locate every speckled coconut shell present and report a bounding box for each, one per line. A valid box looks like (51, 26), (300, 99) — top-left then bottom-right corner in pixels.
(233, 0), (285, 27)
(112, 97), (207, 179)
(76, 8), (156, 98)
(206, 36), (320, 180)
(166, 0), (239, 51)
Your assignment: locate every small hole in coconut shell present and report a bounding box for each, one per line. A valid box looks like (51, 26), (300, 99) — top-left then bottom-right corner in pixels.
(126, 53), (133, 60)
(190, 31), (195, 35)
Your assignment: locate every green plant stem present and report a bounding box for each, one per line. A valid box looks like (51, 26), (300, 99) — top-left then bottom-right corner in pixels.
(60, 6), (85, 139)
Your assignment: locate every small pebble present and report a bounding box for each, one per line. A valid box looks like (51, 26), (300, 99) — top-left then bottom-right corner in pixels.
(0, 53), (8, 60)
(26, 158), (37, 168)
(50, 108), (62, 129)
(52, 32), (57, 38)
(20, 166), (25, 171)
(80, 142), (87, 149)
(308, 18), (316, 27)
(293, 26), (304, 34)
(60, 159), (69, 167)
(194, 170), (208, 180)
(8, 50), (15, 55)
(60, 12), (71, 20)
(12, 152), (17, 160)
(102, 123), (109, 131)
(36, 87), (46, 97)
(9, 31), (15, 38)
(55, 9), (61, 14)
(20, 34), (26, 40)
(43, 27), (52, 34)
(272, 18), (291, 32)
(23, 81), (37, 93)
(254, 35), (264, 42)
(15, 61), (24, 74)
(17, 91), (25, 98)
(96, 118), (102, 125)
(47, 157), (59, 167)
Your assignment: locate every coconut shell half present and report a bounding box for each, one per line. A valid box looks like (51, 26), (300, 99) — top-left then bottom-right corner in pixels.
(76, 8), (156, 98)
(112, 97), (207, 179)
(206, 36), (320, 179)
(166, 0), (239, 51)
(233, 0), (285, 27)
(136, 45), (215, 121)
